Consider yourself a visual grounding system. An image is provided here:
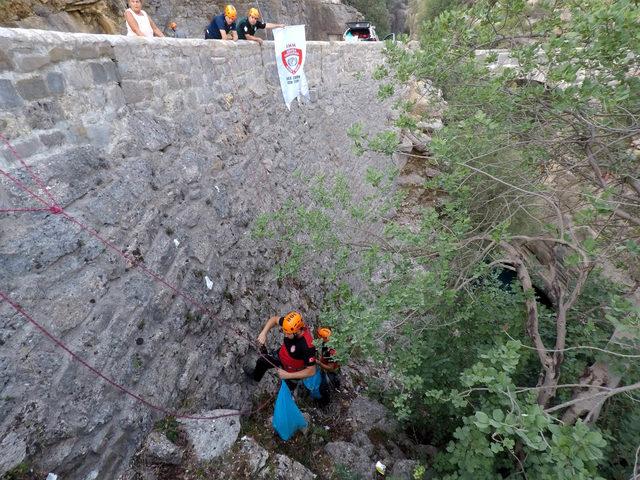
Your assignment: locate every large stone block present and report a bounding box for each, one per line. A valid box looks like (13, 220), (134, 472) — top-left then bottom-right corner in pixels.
(121, 80), (153, 104)
(46, 71), (66, 95)
(15, 76), (49, 100)
(0, 79), (23, 108)
(13, 53), (51, 73)
(0, 49), (15, 71)
(60, 63), (93, 89)
(48, 46), (74, 63)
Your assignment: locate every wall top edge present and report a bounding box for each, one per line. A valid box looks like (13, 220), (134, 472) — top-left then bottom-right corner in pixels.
(0, 27), (387, 50)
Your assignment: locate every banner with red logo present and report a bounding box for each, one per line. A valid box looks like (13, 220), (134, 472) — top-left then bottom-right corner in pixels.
(273, 25), (309, 109)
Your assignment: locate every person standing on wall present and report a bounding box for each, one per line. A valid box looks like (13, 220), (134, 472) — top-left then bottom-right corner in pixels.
(205, 4), (238, 41)
(236, 8), (284, 45)
(167, 21), (188, 38)
(125, 0), (164, 38)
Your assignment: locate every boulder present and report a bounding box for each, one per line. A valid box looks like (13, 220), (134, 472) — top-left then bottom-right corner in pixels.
(239, 436), (270, 477)
(178, 410), (240, 461)
(347, 397), (399, 435)
(142, 431), (183, 465)
(268, 454), (317, 480)
(392, 459), (419, 479)
(325, 441), (375, 480)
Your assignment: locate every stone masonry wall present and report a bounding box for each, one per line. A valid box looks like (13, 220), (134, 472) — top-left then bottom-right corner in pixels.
(0, 28), (397, 478)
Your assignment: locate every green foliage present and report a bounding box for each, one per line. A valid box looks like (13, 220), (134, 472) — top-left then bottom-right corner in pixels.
(434, 342), (607, 480)
(154, 415), (180, 443)
(333, 464), (363, 480)
(2, 463), (31, 480)
(254, 0), (640, 477)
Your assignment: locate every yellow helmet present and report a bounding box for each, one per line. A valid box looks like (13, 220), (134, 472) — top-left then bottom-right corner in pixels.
(282, 311), (304, 334)
(224, 5), (237, 20)
(316, 327), (332, 341)
(248, 7), (260, 18)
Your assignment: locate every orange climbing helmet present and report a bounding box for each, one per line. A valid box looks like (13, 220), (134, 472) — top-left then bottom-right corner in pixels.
(224, 5), (237, 20)
(248, 7), (260, 19)
(282, 311), (304, 334)
(316, 327), (332, 341)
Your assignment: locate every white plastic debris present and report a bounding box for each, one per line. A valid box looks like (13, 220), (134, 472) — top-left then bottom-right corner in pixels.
(46, 474), (58, 480)
(375, 461), (386, 475)
(173, 239), (180, 247)
(205, 276), (214, 290)
(214, 185), (220, 193)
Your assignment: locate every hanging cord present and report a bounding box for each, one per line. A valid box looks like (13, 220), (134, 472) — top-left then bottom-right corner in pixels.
(0, 132), (285, 419)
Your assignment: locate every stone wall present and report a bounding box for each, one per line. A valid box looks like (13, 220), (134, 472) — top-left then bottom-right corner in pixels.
(0, 28), (397, 478)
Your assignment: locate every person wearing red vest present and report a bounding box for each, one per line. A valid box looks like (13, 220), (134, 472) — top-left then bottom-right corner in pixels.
(245, 311), (317, 391)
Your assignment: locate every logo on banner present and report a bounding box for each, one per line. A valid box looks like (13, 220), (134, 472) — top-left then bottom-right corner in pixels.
(281, 47), (303, 75)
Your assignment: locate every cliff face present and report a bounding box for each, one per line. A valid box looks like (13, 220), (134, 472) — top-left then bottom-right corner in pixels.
(0, 0), (363, 40)
(0, 27), (398, 478)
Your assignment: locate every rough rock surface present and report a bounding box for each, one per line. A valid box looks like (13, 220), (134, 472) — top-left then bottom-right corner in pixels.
(239, 436), (270, 477)
(270, 453), (317, 480)
(178, 410), (240, 461)
(142, 431), (183, 465)
(325, 441), (375, 479)
(392, 459), (420, 479)
(347, 396), (399, 434)
(0, 28), (400, 478)
(0, 0), (363, 40)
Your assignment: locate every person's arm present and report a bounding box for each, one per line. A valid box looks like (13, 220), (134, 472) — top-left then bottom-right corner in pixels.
(149, 18), (165, 37)
(231, 30), (238, 41)
(265, 23), (285, 29)
(257, 316), (279, 345)
(319, 358), (339, 372)
(125, 11), (144, 36)
(277, 364), (316, 380)
(245, 34), (263, 45)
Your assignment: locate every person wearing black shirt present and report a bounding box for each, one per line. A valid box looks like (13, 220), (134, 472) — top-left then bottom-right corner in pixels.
(245, 311), (317, 392)
(236, 7), (284, 45)
(205, 4), (238, 40)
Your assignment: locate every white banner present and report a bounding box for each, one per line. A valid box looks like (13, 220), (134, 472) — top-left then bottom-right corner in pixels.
(273, 25), (310, 109)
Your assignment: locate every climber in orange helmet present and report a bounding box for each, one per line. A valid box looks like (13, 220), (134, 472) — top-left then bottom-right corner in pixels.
(205, 4), (238, 40)
(243, 311), (318, 391)
(237, 7), (284, 45)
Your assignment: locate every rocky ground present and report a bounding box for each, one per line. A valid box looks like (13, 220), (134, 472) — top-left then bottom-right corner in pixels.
(116, 366), (437, 480)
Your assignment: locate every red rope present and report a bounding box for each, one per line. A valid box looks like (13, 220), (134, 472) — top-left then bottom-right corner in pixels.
(0, 207), (53, 213)
(0, 132), (283, 419)
(0, 289), (243, 420)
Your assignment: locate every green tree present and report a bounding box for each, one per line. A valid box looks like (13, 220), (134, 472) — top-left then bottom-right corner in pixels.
(255, 0), (640, 477)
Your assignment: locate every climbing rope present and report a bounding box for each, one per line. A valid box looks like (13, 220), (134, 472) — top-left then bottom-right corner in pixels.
(0, 132), (283, 421)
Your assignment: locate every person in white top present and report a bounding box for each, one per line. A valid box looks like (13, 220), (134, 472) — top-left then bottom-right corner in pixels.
(125, 0), (164, 38)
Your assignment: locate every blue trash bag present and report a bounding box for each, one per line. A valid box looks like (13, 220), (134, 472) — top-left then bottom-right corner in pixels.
(272, 381), (308, 441)
(302, 367), (323, 399)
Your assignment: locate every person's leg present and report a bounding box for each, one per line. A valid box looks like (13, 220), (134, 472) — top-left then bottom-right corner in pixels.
(251, 352), (280, 382)
(318, 372), (331, 406)
(285, 379), (298, 392)
(327, 371), (341, 390)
